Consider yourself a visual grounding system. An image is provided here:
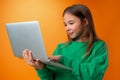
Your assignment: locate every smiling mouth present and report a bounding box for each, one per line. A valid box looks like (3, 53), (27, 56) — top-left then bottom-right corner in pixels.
(68, 31), (73, 34)
(68, 32), (74, 36)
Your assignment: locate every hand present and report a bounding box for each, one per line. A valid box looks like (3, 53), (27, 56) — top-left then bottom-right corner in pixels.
(22, 49), (45, 69)
(49, 55), (61, 62)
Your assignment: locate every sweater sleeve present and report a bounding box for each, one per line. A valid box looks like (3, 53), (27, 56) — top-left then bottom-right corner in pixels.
(35, 44), (62, 80)
(59, 42), (108, 80)
(35, 66), (54, 80)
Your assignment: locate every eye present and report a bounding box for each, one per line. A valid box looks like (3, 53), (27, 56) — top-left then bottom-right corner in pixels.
(69, 22), (74, 25)
(68, 21), (75, 26)
(64, 23), (67, 27)
(68, 20), (75, 25)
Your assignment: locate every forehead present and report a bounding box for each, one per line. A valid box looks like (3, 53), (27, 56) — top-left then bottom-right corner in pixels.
(63, 13), (80, 22)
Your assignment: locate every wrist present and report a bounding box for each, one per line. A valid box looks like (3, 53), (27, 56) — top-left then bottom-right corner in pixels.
(35, 64), (46, 70)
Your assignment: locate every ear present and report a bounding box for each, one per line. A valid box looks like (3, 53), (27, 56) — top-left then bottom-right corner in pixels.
(83, 18), (88, 27)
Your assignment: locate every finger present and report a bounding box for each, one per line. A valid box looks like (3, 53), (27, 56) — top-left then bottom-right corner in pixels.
(28, 51), (34, 61)
(22, 49), (26, 58)
(23, 49), (29, 59)
(49, 56), (61, 62)
(36, 59), (43, 64)
(36, 59), (40, 62)
(35, 59), (44, 66)
(28, 61), (35, 66)
(30, 59), (40, 67)
(48, 57), (56, 62)
(49, 56), (56, 60)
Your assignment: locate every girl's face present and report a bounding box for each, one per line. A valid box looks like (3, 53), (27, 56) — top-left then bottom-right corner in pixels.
(63, 13), (84, 41)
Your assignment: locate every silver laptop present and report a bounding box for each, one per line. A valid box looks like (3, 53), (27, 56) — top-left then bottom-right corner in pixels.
(6, 21), (72, 71)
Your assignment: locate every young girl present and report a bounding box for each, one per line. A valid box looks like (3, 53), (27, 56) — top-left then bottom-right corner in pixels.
(23, 4), (108, 80)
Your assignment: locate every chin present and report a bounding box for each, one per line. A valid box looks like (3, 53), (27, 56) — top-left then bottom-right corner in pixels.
(69, 36), (77, 39)
(69, 35), (81, 41)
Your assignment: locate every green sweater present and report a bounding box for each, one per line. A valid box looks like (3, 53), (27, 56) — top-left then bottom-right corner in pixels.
(36, 40), (108, 80)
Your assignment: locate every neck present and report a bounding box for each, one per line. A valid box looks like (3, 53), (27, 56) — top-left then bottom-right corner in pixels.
(74, 36), (88, 42)
(76, 38), (88, 42)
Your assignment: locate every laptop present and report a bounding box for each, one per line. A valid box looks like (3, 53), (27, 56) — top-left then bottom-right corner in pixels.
(6, 21), (72, 71)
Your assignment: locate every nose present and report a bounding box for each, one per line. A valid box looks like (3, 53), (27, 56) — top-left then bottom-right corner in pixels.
(65, 25), (71, 32)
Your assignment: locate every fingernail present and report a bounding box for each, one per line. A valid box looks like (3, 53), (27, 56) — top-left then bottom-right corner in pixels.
(29, 50), (32, 53)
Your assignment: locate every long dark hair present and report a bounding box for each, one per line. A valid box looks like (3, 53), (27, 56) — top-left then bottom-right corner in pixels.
(63, 4), (99, 56)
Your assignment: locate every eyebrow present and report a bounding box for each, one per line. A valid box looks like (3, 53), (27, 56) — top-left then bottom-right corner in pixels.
(64, 20), (74, 24)
(68, 20), (74, 22)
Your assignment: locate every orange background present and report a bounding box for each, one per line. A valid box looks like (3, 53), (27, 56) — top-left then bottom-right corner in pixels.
(0, 0), (120, 80)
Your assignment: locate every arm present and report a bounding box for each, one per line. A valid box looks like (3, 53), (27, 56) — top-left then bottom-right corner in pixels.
(23, 50), (54, 80)
(50, 42), (108, 80)
(59, 42), (108, 80)
(35, 67), (54, 80)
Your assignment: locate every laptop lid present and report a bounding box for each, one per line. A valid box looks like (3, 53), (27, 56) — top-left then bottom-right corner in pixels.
(6, 21), (48, 63)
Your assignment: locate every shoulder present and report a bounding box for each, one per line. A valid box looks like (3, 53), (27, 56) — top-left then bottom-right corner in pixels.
(56, 43), (66, 49)
(91, 40), (108, 52)
(93, 40), (107, 47)
(56, 41), (72, 49)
